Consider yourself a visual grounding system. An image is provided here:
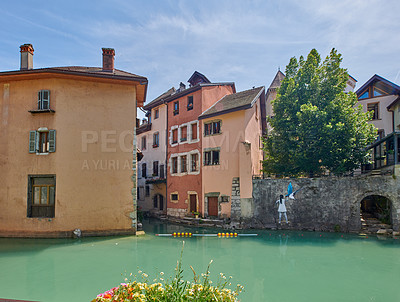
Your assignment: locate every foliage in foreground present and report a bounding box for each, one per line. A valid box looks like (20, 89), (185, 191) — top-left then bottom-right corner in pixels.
(263, 48), (376, 177)
(92, 242), (243, 302)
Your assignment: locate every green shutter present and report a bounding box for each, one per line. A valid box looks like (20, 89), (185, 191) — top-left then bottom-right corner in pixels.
(48, 130), (56, 152)
(29, 131), (37, 153)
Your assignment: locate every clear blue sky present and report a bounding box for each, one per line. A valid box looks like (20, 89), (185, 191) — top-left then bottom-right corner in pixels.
(1, 0), (400, 119)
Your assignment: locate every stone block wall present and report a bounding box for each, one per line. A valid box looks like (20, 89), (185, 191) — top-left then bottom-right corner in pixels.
(250, 176), (400, 232)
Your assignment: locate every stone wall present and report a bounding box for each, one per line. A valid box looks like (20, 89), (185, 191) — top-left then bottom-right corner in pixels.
(230, 177), (241, 219)
(167, 208), (187, 218)
(250, 176), (400, 232)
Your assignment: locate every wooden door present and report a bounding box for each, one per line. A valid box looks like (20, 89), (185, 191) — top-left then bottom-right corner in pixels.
(208, 197), (218, 217)
(190, 194), (197, 212)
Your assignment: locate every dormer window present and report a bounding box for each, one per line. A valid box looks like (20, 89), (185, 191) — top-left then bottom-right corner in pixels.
(38, 90), (50, 110)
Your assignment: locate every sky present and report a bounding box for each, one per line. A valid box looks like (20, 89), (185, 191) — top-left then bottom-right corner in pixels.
(1, 0), (400, 120)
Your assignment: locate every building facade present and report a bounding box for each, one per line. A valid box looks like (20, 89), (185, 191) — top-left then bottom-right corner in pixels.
(165, 72), (235, 218)
(0, 44), (147, 237)
(356, 74), (400, 139)
(199, 87), (266, 219)
(136, 88), (174, 215)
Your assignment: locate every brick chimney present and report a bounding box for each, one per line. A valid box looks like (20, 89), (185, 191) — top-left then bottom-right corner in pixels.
(102, 48), (115, 72)
(20, 44), (34, 70)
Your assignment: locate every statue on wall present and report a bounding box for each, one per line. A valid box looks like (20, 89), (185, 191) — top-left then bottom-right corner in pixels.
(276, 182), (302, 224)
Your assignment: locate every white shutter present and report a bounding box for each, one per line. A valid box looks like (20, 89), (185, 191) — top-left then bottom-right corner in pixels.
(48, 130), (56, 152)
(29, 131), (37, 153)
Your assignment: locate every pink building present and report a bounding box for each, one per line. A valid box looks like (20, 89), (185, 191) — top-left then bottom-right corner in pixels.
(199, 86), (266, 219)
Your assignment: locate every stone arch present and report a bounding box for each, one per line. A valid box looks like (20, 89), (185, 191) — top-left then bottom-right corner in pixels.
(359, 193), (394, 233)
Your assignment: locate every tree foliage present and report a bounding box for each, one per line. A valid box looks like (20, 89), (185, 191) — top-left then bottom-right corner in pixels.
(263, 48), (376, 177)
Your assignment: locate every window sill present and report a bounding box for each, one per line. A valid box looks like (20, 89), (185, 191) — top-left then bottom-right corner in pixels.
(28, 109), (55, 114)
(152, 145), (159, 148)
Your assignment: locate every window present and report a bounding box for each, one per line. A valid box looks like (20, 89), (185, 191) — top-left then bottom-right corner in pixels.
(373, 88), (383, 97)
(377, 129), (385, 140)
(27, 175), (55, 218)
(153, 195), (158, 208)
(173, 101), (179, 115)
(191, 153), (199, 172)
(181, 155), (187, 173)
(172, 129), (178, 144)
(142, 163), (147, 178)
(367, 103), (379, 120)
(180, 126), (187, 142)
(141, 136), (147, 150)
(187, 96), (193, 110)
(29, 129), (56, 153)
(191, 123), (198, 140)
(153, 132), (159, 148)
(204, 149), (220, 166)
(160, 164), (165, 178)
(145, 185), (150, 197)
(359, 90), (369, 100)
(38, 90), (50, 110)
(171, 194), (178, 201)
(153, 161), (159, 176)
(139, 187), (144, 200)
(172, 157), (178, 174)
(154, 108), (159, 119)
(204, 121), (221, 136)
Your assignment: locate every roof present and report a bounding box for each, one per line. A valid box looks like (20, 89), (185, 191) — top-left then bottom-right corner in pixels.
(188, 71), (211, 86)
(143, 87), (176, 110)
(198, 86), (265, 120)
(356, 74), (400, 97)
(269, 70), (285, 89)
(162, 82), (236, 104)
(0, 66), (148, 105)
(387, 96), (400, 110)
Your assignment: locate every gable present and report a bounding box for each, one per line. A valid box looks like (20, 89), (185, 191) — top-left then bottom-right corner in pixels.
(357, 74), (400, 100)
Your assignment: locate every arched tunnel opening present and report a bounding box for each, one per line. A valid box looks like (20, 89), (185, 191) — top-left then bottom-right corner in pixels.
(360, 195), (392, 232)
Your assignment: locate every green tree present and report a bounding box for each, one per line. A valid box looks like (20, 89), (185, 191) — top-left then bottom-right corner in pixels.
(263, 48), (376, 177)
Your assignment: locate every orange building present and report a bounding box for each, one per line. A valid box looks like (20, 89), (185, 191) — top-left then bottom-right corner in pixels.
(165, 72), (235, 217)
(0, 44), (147, 237)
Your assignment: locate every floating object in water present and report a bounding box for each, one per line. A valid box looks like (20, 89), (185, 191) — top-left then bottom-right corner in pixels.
(155, 233), (257, 237)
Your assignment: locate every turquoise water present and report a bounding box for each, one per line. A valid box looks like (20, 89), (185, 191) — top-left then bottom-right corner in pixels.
(0, 219), (400, 302)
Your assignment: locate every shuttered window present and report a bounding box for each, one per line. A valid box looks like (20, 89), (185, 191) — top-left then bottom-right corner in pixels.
(29, 129), (56, 153)
(38, 90), (50, 110)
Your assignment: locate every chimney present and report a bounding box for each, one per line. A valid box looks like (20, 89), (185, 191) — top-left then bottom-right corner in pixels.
(20, 44), (34, 70)
(179, 82), (186, 91)
(102, 48), (115, 72)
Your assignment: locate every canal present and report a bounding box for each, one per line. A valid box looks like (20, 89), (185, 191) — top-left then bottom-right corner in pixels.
(0, 219), (399, 301)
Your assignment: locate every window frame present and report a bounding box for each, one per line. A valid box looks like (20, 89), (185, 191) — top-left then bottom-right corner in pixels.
(367, 102), (379, 120)
(204, 120), (221, 136)
(171, 157), (178, 174)
(154, 108), (159, 119)
(153, 132), (159, 148)
(38, 90), (50, 110)
(142, 163), (147, 178)
(141, 136), (147, 150)
(153, 161), (159, 176)
(27, 175), (56, 218)
(173, 101), (179, 115)
(187, 95), (193, 111)
(204, 149), (220, 166)
(29, 129), (56, 154)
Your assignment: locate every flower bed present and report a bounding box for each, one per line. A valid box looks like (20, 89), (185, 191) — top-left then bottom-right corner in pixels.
(92, 243), (243, 301)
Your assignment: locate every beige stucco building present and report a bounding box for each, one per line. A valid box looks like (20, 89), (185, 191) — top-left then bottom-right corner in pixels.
(0, 44), (147, 237)
(356, 74), (400, 139)
(198, 86), (266, 219)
